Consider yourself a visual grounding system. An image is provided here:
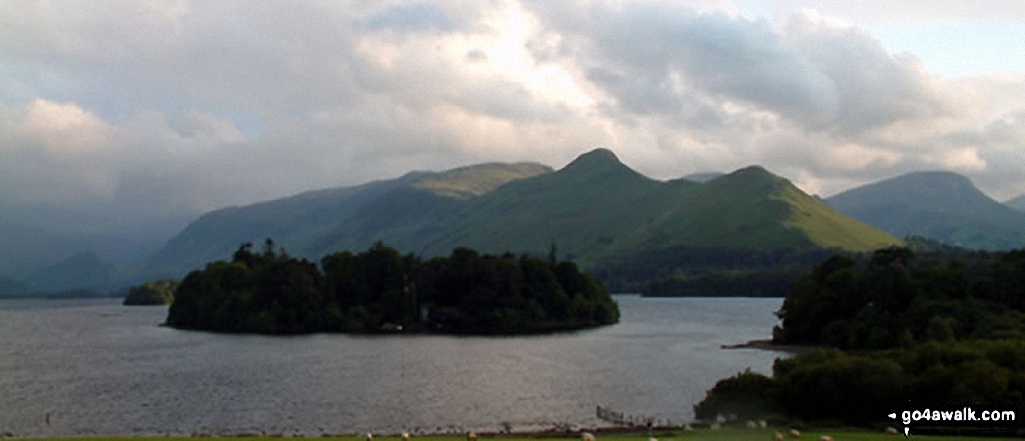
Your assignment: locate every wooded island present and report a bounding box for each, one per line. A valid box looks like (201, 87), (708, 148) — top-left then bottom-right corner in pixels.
(166, 240), (619, 335)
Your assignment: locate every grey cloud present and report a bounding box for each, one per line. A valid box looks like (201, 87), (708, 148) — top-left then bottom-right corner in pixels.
(781, 13), (957, 134)
(0, 1), (576, 236)
(586, 67), (684, 115)
(526, 3), (841, 129)
(2, 0), (1025, 265)
(360, 2), (458, 33)
(453, 79), (572, 123)
(524, 3), (961, 136)
(465, 49), (488, 62)
(961, 112), (1025, 199)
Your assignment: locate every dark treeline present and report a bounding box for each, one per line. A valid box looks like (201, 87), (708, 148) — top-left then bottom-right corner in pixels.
(597, 247), (839, 296)
(696, 246), (1025, 431)
(643, 266), (809, 297)
(774, 247), (1025, 349)
(166, 240), (619, 334)
(695, 340), (1025, 427)
(123, 280), (178, 306)
(602, 237), (967, 297)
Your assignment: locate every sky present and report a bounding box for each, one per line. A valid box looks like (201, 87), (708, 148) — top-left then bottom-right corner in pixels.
(2, 0), (1025, 235)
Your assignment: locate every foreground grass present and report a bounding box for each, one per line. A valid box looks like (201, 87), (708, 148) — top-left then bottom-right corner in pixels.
(25, 428), (1023, 441)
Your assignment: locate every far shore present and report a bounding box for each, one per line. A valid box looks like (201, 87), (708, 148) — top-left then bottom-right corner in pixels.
(720, 339), (820, 355)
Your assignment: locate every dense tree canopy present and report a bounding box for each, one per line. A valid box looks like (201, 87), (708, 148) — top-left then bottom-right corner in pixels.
(696, 341), (1025, 426)
(123, 280), (178, 305)
(166, 241), (619, 334)
(774, 247), (1025, 349)
(697, 246), (1025, 430)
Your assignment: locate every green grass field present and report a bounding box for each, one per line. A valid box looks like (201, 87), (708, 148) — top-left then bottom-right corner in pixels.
(22, 428), (1023, 441)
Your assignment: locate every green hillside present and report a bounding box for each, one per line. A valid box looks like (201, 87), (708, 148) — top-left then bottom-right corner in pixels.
(410, 154), (897, 268)
(142, 149), (900, 280)
(411, 162), (553, 199)
(142, 163), (552, 279)
(653, 166), (899, 252)
(414, 149), (685, 267)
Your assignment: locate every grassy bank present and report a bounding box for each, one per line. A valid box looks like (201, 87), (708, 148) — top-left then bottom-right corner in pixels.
(19, 429), (1024, 441)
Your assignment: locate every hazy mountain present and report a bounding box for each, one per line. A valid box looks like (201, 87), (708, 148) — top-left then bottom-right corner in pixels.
(143, 149), (899, 280)
(23, 251), (115, 293)
(827, 171), (1025, 250)
(0, 275), (34, 298)
(680, 172), (724, 183)
(0, 201), (194, 277)
(1006, 194), (1025, 212)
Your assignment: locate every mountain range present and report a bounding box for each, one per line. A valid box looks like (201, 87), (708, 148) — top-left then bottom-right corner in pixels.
(137, 149), (900, 281)
(826, 171), (1025, 250)
(9, 148), (1025, 294)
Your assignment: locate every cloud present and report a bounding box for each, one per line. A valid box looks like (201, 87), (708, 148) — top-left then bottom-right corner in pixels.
(780, 10), (958, 134)
(523, 3), (964, 136)
(0, 100), (116, 202)
(360, 2), (459, 33)
(465, 49), (488, 62)
(518, 1), (1025, 198)
(17, 99), (113, 154)
(1, 0), (1025, 258)
(756, 0), (1025, 25)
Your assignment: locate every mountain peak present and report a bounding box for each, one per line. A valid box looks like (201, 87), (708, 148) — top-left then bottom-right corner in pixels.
(898, 170), (973, 185)
(706, 165), (787, 191)
(558, 148), (651, 183)
(826, 169), (1025, 250)
(831, 170), (984, 208)
(564, 148), (621, 168)
(732, 165), (773, 176)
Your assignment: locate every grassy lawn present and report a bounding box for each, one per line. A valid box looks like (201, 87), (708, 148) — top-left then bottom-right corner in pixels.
(23, 428), (1022, 441)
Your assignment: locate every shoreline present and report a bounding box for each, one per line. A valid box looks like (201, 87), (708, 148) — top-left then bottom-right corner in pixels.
(720, 339), (820, 355)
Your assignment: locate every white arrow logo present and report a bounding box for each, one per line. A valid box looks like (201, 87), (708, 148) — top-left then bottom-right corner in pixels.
(889, 413), (896, 419)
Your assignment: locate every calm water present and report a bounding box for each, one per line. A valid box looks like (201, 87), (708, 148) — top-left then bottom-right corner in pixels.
(0, 296), (787, 437)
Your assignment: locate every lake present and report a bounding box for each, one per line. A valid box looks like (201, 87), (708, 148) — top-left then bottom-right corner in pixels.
(0, 295), (788, 437)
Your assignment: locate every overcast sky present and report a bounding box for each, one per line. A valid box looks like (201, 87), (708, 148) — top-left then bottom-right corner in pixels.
(2, 0), (1025, 226)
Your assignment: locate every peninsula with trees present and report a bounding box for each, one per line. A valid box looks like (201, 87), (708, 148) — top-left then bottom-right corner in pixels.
(695, 246), (1025, 434)
(166, 240), (620, 335)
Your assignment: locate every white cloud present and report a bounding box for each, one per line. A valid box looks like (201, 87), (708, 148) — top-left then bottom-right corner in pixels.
(938, 148), (987, 172)
(1, 0), (1025, 242)
(16, 99), (113, 154)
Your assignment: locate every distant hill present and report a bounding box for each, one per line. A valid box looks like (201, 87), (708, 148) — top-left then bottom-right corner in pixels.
(141, 149), (900, 280)
(827, 171), (1025, 250)
(23, 251), (115, 293)
(0, 275), (34, 298)
(0, 202), (193, 274)
(680, 172), (724, 183)
(1006, 193), (1025, 212)
(0, 220), (93, 275)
